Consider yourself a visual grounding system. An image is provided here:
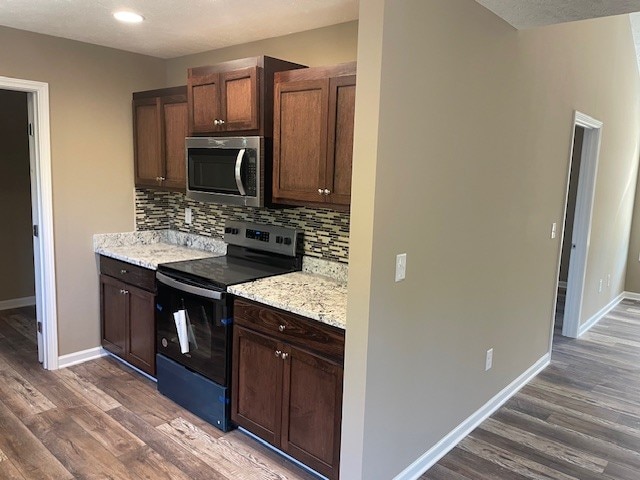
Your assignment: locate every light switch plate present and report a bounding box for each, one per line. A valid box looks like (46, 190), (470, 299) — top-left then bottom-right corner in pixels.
(395, 253), (407, 282)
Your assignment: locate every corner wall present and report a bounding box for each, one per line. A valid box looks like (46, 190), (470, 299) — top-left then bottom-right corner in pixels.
(343, 1), (640, 478)
(0, 26), (165, 355)
(0, 90), (34, 303)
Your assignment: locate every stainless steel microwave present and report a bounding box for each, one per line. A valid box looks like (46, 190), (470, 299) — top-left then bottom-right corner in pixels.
(186, 136), (264, 207)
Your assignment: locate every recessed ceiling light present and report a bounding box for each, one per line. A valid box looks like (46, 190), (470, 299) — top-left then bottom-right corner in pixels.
(113, 11), (144, 23)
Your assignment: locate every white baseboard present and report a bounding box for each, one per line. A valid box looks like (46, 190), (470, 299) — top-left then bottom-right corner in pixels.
(623, 291), (640, 301)
(0, 296), (36, 311)
(58, 346), (108, 368)
(577, 292), (624, 337)
(394, 353), (551, 480)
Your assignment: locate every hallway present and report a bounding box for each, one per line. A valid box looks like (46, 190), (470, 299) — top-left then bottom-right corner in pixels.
(423, 298), (640, 479)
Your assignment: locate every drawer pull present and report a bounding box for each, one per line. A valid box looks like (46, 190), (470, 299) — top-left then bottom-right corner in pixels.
(275, 350), (282, 357)
(281, 352), (289, 360)
(278, 324), (286, 332)
(120, 269), (128, 274)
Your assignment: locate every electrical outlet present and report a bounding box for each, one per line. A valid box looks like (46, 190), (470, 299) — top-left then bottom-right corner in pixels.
(598, 279), (603, 293)
(551, 222), (557, 239)
(185, 208), (192, 224)
(485, 348), (493, 371)
(395, 253), (407, 282)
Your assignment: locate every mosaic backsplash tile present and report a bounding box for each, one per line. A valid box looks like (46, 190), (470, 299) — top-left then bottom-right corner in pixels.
(135, 189), (350, 263)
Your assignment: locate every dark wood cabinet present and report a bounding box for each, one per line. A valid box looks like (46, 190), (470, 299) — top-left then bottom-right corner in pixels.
(273, 63), (356, 210)
(188, 56), (305, 136)
(133, 86), (188, 191)
(232, 299), (344, 480)
(100, 256), (156, 376)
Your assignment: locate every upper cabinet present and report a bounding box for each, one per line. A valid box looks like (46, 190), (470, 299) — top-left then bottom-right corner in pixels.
(133, 86), (188, 191)
(188, 56), (305, 136)
(272, 63), (356, 211)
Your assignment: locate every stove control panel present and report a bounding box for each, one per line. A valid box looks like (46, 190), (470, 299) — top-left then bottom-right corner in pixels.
(224, 221), (300, 257)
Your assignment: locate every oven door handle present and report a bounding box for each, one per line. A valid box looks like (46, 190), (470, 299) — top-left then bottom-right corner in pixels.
(156, 272), (224, 300)
(234, 148), (247, 196)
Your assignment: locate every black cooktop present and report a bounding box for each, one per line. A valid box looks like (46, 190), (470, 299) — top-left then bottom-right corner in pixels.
(157, 253), (299, 290)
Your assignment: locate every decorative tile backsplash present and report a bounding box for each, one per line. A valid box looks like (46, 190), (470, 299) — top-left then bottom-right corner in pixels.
(135, 189), (350, 263)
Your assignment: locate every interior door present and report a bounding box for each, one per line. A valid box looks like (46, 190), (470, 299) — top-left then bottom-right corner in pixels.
(27, 93), (43, 364)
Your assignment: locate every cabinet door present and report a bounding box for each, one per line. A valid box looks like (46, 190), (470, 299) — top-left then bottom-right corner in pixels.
(161, 95), (188, 191)
(220, 67), (259, 132)
(189, 73), (221, 134)
(133, 97), (163, 188)
(126, 284), (156, 375)
(100, 275), (127, 357)
(326, 76), (356, 207)
(231, 326), (283, 445)
(281, 345), (343, 480)
(273, 79), (329, 204)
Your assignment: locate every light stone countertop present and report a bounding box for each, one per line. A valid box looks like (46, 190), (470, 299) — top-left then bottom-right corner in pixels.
(228, 271), (347, 330)
(93, 230), (226, 270)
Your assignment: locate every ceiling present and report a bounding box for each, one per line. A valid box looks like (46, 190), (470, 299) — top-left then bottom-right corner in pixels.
(1, 1), (640, 60)
(0, 0), (359, 59)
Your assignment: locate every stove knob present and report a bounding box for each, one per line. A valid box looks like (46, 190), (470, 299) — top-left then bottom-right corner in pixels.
(161, 338), (168, 348)
(232, 228), (239, 235)
(276, 236), (283, 244)
(283, 237), (292, 245)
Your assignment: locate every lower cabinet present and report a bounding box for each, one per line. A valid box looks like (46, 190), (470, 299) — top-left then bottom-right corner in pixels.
(100, 256), (156, 375)
(232, 299), (344, 480)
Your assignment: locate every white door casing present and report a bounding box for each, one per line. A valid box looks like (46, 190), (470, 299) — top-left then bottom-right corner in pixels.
(1, 75), (58, 369)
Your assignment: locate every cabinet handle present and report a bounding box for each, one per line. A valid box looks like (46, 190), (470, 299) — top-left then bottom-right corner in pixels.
(278, 324), (286, 332)
(318, 188), (323, 195)
(324, 189), (331, 195)
(281, 352), (289, 360)
(275, 350), (282, 357)
(120, 269), (128, 275)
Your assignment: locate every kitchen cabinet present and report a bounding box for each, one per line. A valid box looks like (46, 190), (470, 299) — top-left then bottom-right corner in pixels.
(272, 62), (356, 210)
(187, 56), (305, 136)
(232, 299), (344, 480)
(133, 86), (188, 191)
(100, 256), (156, 376)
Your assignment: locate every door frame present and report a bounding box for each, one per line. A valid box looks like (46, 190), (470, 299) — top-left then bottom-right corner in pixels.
(556, 111), (602, 339)
(0, 75), (58, 369)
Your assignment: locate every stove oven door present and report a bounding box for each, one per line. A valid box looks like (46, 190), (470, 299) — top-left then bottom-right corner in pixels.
(156, 273), (231, 386)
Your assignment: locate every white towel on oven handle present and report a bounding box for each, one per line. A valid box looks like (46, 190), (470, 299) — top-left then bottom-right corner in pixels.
(173, 309), (189, 354)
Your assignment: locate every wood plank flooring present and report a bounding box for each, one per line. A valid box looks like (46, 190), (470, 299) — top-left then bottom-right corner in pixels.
(0, 306), (316, 480)
(422, 298), (640, 480)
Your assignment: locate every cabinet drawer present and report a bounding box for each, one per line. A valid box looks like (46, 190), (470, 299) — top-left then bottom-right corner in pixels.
(234, 299), (344, 363)
(100, 256), (156, 292)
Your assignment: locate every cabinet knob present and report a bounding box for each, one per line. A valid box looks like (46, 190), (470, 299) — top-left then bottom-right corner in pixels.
(281, 352), (289, 360)
(119, 289), (129, 295)
(160, 176), (165, 181)
(219, 119), (225, 125)
(278, 324), (286, 332)
(275, 350), (282, 357)
(324, 189), (331, 195)
(214, 119), (219, 125)
(120, 269), (128, 275)
(318, 188), (323, 195)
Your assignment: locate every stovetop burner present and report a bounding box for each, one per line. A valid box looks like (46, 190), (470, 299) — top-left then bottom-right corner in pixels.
(157, 221), (302, 290)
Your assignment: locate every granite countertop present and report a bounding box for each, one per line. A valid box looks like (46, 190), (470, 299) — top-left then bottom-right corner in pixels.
(228, 271), (347, 330)
(93, 230), (226, 270)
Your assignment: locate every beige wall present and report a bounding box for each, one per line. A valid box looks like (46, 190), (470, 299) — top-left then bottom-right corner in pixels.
(342, 1), (640, 478)
(0, 90), (35, 302)
(0, 26), (165, 355)
(625, 160), (640, 291)
(165, 21), (358, 86)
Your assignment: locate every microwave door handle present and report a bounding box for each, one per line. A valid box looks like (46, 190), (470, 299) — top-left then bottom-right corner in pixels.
(234, 148), (247, 196)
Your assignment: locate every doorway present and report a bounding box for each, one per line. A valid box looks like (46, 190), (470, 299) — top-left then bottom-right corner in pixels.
(0, 76), (58, 369)
(554, 111), (603, 339)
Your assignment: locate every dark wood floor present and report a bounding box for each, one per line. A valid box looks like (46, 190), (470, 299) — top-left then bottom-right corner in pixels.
(422, 297), (640, 480)
(4, 298), (640, 479)
(0, 306), (316, 480)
